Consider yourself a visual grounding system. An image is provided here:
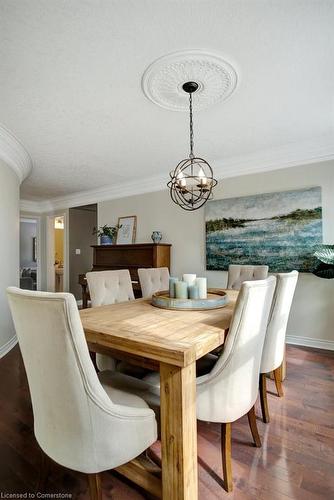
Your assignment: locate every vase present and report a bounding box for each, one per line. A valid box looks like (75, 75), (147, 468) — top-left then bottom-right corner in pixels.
(100, 235), (113, 245)
(151, 231), (162, 244)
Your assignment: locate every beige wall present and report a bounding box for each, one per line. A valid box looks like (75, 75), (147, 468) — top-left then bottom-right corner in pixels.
(98, 161), (334, 348)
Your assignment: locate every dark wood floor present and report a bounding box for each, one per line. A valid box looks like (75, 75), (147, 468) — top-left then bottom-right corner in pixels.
(0, 345), (333, 499)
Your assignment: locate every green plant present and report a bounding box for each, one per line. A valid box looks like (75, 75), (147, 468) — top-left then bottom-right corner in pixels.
(93, 224), (121, 239)
(313, 244), (334, 279)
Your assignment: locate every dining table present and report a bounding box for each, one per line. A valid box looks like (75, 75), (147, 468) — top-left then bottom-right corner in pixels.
(80, 288), (238, 500)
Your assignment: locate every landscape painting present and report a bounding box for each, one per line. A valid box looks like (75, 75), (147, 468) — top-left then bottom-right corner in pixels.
(206, 187), (322, 273)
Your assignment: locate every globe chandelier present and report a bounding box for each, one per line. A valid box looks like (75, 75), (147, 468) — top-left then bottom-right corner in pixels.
(168, 81), (217, 211)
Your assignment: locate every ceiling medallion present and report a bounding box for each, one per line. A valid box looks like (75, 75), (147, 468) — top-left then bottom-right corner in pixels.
(141, 49), (238, 111)
(167, 81), (217, 211)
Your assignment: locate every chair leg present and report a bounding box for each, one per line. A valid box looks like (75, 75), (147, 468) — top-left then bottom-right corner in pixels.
(247, 405), (262, 447)
(221, 422), (233, 492)
(273, 365), (284, 397)
(36, 450), (50, 492)
(87, 473), (102, 500)
(259, 373), (270, 423)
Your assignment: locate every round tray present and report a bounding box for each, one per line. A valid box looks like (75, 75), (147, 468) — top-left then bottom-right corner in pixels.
(151, 288), (229, 311)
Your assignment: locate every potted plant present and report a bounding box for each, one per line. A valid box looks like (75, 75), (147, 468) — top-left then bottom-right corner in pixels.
(93, 224), (121, 245)
(313, 244), (334, 279)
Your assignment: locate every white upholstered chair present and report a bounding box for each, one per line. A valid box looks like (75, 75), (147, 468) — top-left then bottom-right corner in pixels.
(259, 270), (298, 423)
(227, 264), (269, 290)
(108, 276), (276, 492)
(86, 269), (135, 371)
(86, 269), (134, 307)
(6, 287), (157, 500)
(138, 267), (170, 298)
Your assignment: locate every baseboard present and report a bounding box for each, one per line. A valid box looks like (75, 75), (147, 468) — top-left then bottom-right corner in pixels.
(0, 335), (18, 359)
(286, 335), (334, 351)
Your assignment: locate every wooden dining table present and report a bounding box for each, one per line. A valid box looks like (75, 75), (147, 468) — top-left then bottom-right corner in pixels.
(80, 289), (238, 500)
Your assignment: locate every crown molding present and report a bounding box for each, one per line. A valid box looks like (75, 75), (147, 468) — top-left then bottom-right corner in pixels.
(19, 173), (168, 213)
(20, 136), (334, 214)
(20, 217), (38, 224)
(0, 124), (32, 183)
(214, 136), (334, 179)
(20, 199), (51, 213)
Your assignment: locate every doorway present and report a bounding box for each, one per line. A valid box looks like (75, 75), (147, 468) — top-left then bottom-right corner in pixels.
(20, 216), (41, 290)
(54, 216), (64, 291)
(46, 213), (68, 292)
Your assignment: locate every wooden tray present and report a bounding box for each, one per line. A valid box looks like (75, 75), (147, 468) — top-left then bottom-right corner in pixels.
(151, 288), (229, 311)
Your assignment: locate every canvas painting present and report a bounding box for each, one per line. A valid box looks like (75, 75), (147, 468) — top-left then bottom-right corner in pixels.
(206, 187), (322, 273)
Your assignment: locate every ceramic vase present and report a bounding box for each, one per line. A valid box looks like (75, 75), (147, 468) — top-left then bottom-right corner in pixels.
(100, 235), (113, 245)
(151, 231), (162, 244)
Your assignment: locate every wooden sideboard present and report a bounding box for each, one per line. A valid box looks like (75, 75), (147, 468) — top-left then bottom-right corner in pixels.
(79, 243), (171, 308)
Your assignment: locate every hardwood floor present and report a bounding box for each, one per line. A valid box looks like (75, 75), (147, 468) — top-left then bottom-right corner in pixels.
(0, 345), (333, 499)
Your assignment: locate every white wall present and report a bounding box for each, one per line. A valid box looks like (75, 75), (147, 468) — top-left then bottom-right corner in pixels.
(98, 161), (334, 348)
(0, 160), (20, 356)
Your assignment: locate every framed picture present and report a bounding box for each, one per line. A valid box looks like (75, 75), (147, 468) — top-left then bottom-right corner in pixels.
(205, 187), (322, 272)
(116, 215), (137, 244)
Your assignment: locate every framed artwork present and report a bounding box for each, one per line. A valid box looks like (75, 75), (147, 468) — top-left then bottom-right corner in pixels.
(205, 187), (322, 273)
(116, 215), (137, 244)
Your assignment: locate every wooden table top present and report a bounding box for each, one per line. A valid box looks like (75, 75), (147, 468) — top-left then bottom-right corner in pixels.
(80, 289), (238, 367)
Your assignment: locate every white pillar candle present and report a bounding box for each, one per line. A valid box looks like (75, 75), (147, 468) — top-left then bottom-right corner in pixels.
(175, 281), (188, 299)
(182, 274), (197, 286)
(195, 277), (207, 299)
(188, 285), (199, 300)
(169, 277), (179, 298)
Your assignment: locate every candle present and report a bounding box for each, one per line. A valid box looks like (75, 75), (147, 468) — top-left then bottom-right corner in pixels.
(177, 171), (186, 188)
(188, 285), (199, 299)
(175, 281), (188, 299)
(182, 273), (197, 286)
(169, 277), (179, 298)
(197, 167), (208, 186)
(195, 277), (207, 299)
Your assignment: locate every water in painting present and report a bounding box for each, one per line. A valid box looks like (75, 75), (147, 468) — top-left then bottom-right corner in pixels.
(205, 187), (322, 272)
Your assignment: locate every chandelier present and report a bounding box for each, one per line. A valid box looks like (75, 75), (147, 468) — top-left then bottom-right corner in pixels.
(168, 81), (217, 211)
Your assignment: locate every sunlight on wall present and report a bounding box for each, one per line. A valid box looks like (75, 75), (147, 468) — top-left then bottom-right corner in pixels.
(54, 228), (64, 264)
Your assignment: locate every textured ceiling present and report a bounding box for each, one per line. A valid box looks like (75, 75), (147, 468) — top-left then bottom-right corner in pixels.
(1, 0), (334, 201)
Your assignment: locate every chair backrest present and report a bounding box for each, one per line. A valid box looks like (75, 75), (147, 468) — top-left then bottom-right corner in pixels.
(227, 264), (269, 290)
(261, 271), (298, 374)
(86, 269), (134, 307)
(138, 267), (170, 298)
(6, 287), (154, 473)
(196, 276), (276, 423)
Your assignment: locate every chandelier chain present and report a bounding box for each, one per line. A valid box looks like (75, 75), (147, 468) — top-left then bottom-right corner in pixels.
(189, 93), (194, 159)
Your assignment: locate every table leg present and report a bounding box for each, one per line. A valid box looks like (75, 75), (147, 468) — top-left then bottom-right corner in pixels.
(160, 361), (198, 500)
